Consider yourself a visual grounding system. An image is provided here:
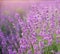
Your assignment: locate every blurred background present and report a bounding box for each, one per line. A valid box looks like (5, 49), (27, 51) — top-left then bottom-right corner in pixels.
(0, 0), (59, 14)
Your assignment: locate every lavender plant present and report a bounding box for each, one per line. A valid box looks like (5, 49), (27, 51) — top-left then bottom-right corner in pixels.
(0, 3), (60, 54)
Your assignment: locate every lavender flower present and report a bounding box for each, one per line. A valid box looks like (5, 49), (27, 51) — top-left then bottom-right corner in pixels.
(0, 2), (60, 54)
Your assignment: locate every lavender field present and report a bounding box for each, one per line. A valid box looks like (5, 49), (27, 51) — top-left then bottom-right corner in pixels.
(0, 0), (60, 54)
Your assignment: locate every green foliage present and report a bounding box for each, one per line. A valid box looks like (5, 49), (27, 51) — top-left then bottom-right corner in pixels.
(1, 25), (10, 35)
(43, 46), (52, 54)
(1, 25), (6, 33)
(52, 42), (58, 52)
(37, 36), (42, 42)
(31, 45), (34, 54)
(43, 41), (58, 54)
(44, 40), (48, 45)
(56, 43), (60, 51)
(53, 33), (57, 40)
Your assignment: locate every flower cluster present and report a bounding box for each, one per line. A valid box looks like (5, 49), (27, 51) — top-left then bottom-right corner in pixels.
(0, 3), (60, 54)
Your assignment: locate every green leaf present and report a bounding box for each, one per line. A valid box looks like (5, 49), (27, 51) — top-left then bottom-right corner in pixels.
(1, 25), (10, 35)
(48, 46), (53, 51)
(43, 40), (58, 54)
(31, 45), (34, 54)
(52, 42), (58, 52)
(44, 40), (48, 45)
(1, 25), (6, 33)
(37, 36), (42, 42)
(52, 38), (58, 52)
(57, 43), (60, 51)
(43, 46), (53, 54)
(53, 33), (57, 40)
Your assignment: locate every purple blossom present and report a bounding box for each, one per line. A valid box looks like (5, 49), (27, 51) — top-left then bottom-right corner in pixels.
(0, 2), (60, 54)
